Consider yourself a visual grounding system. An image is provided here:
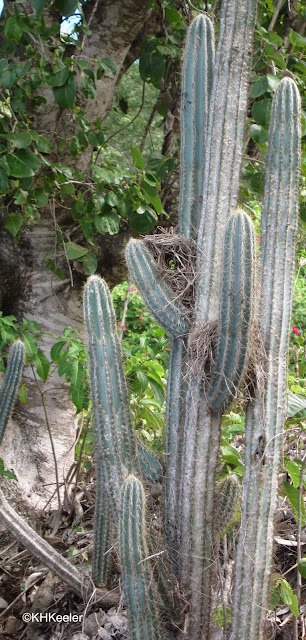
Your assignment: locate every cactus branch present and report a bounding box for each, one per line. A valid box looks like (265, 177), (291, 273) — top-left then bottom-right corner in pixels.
(0, 340), (25, 445)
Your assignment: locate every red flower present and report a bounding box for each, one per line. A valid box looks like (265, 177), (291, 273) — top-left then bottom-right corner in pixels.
(123, 326), (127, 332)
(130, 286), (135, 292)
(117, 321), (121, 326)
(139, 316), (143, 321)
(146, 352), (150, 357)
(292, 326), (299, 336)
(256, 236), (260, 242)
(167, 345), (170, 350)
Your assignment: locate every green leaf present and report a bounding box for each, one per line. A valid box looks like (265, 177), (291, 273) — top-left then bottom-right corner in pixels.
(297, 557), (306, 578)
(50, 341), (66, 363)
(221, 443), (242, 466)
(33, 349), (50, 382)
(279, 579), (299, 617)
(136, 370), (149, 391)
(287, 393), (306, 419)
(79, 253), (97, 275)
(283, 481), (306, 525)
(266, 31), (283, 46)
(250, 124), (268, 144)
(54, 0), (78, 17)
(46, 67), (69, 87)
(32, 0), (48, 12)
(165, 7), (183, 27)
(5, 17), (23, 41)
(289, 30), (306, 48)
(18, 383), (28, 404)
(0, 69), (16, 89)
(65, 242), (88, 260)
(128, 208), (157, 233)
(139, 48), (165, 87)
(7, 132), (32, 148)
(22, 332), (38, 358)
(0, 169), (8, 195)
(95, 212), (120, 235)
(53, 74), (76, 108)
(46, 258), (65, 280)
(32, 134), (54, 154)
(131, 147), (144, 170)
(250, 74), (280, 98)
(6, 149), (41, 178)
(4, 212), (23, 239)
(97, 58), (117, 78)
(141, 181), (162, 214)
(251, 100), (271, 127)
(286, 461), (302, 489)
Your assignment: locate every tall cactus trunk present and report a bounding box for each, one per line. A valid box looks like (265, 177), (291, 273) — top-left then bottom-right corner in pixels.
(177, 0), (257, 636)
(230, 77), (301, 640)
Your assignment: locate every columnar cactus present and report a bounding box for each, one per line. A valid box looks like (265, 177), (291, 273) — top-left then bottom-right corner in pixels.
(119, 475), (161, 640)
(0, 339), (25, 445)
(230, 77), (301, 640)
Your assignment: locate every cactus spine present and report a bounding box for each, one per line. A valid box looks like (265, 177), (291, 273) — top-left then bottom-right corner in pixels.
(0, 340), (25, 445)
(214, 474), (241, 537)
(230, 77), (301, 640)
(119, 475), (161, 640)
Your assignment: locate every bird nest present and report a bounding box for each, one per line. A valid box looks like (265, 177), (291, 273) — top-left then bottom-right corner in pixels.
(143, 227), (197, 313)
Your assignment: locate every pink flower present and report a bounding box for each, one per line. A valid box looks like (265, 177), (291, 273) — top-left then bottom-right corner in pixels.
(139, 316), (143, 321)
(117, 321), (121, 326)
(256, 236), (260, 242)
(130, 286), (135, 292)
(167, 345), (170, 350)
(123, 326), (127, 332)
(146, 352), (150, 357)
(292, 326), (299, 336)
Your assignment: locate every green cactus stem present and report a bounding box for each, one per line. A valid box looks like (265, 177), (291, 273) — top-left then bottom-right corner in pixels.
(207, 210), (256, 411)
(137, 436), (163, 484)
(179, 14), (215, 240)
(92, 461), (112, 586)
(119, 475), (161, 640)
(213, 474), (241, 537)
(230, 77), (301, 640)
(83, 276), (138, 518)
(196, 0), (258, 324)
(125, 239), (190, 337)
(0, 340), (25, 445)
(165, 14), (215, 571)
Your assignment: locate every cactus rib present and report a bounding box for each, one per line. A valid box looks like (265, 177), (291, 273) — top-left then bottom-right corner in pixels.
(207, 210), (256, 411)
(125, 239), (190, 337)
(0, 340), (25, 445)
(137, 436), (163, 484)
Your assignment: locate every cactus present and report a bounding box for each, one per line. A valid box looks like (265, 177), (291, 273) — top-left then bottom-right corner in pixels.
(125, 239), (190, 336)
(136, 436), (163, 484)
(83, 275), (139, 518)
(92, 461), (112, 586)
(207, 210), (256, 411)
(119, 475), (161, 640)
(214, 474), (241, 537)
(230, 77), (301, 640)
(0, 340), (25, 445)
(179, 14), (215, 240)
